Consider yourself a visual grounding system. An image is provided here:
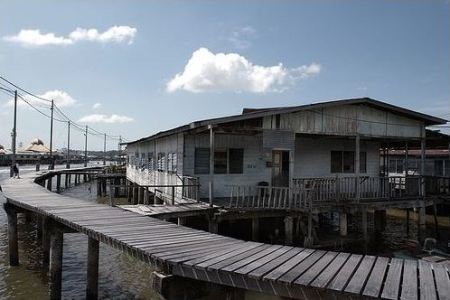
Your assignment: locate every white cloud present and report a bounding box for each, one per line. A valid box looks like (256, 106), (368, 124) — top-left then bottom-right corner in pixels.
(167, 47), (321, 93)
(3, 30), (73, 47)
(4, 90), (76, 108)
(78, 114), (134, 124)
(229, 26), (257, 49)
(92, 102), (102, 109)
(3, 26), (136, 47)
(68, 26), (136, 44)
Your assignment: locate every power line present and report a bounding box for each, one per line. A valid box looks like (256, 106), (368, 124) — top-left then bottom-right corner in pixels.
(0, 75), (127, 143)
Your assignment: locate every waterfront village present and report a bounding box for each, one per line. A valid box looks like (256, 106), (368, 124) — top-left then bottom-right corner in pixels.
(2, 97), (450, 300)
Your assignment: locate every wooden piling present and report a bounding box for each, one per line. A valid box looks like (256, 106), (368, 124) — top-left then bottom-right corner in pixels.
(208, 220), (218, 234)
(42, 217), (50, 268)
(406, 209), (410, 237)
(47, 178), (52, 191)
(49, 229), (64, 300)
(5, 204), (18, 266)
(339, 212), (347, 237)
(86, 238), (99, 300)
(252, 217), (259, 241)
(284, 216), (293, 245)
(56, 174), (61, 193)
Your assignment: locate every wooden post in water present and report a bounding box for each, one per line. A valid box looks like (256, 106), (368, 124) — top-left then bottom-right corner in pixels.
(252, 217), (259, 241)
(86, 237), (99, 300)
(144, 188), (149, 205)
(56, 174), (61, 193)
(49, 228), (63, 300)
(418, 203), (426, 243)
(4, 204), (18, 266)
(406, 209), (410, 237)
(339, 212), (348, 237)
(433, 201), (439, 239)
(47, 178), (52, 191)
(284, 215), (293, 245)
(65, 174), (69, 189)
(362, 207), (368, 251)
(42, 217), (50, 268)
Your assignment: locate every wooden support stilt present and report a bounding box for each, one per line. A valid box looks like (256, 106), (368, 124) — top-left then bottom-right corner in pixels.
(4, 204), (18, 266)
(208, 220), (218, 234)
(65, 174), (69, 189)
(252, 217), (259, 242)
(284, 216), (294, 245)
(49, 229), (64, 300)
(42, 217), (50, 269)
(406, 209), (410, 237)
(36, 214), (43, 239)
(177, 217), (186, 226)
(304, 213), (313, 247)
(97, 180), (101, 196)
(56, 174), (61, 193)
(362, 207), (368, 249)
(144, 188), (149, 205)
(433, 202), (439, 239)
(339, 212), (347, 237)
(47, 178), (52, 191)
(418, 205), (426, 243)
(86, 238), (99, 300)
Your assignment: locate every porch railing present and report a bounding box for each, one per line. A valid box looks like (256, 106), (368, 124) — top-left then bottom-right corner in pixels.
(227, 175), (449, 210)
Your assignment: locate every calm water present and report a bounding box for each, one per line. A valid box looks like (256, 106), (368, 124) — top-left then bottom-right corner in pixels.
(0, 165), (448, 299)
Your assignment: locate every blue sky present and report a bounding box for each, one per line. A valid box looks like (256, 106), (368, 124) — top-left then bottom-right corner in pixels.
(0, 0), (449, 151)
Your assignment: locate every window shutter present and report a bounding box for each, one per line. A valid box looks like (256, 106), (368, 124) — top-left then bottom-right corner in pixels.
(195, 148), (210, 174)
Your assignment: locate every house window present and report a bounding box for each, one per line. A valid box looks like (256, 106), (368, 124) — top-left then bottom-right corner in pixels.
(275, 114), (281, 129)
(331, 151), (367, 173)
(229, 148), (244, 174)
(194, 147), (245, 174)
(148, 152), (154, 173)
(194, 148), (210, 174)
(167, 153), (173, 172)
(157, 153), (165, 172)
(172, 153), (178, 172)
(214, 149), (228, 174)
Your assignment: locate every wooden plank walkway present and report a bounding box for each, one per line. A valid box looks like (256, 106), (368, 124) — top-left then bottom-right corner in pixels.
(1, 170), (449, 300)
(118, 203), (215, 219)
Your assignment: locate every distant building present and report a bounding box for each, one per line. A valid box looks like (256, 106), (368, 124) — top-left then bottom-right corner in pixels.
(0, 138), (62, 166)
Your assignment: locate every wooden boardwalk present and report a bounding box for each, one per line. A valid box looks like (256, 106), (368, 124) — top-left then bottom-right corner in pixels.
(1, 170), (450, 300)
(118, 203), (215, 219)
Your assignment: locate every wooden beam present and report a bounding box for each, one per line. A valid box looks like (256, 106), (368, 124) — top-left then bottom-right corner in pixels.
(49, 229), (64, 299)
(86, 237), (99, 300)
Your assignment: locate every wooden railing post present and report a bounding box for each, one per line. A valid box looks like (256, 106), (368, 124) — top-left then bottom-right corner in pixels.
(171, 186), (175, 205)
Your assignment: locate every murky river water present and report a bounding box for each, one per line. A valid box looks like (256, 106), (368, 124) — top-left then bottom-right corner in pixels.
(0, 165), (448, 299)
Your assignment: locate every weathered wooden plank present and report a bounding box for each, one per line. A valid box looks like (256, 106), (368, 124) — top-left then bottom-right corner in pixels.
(433, 264), (450, 300)
(310, 252), (350, 288)
(263, 248), (314, 281)
(381, 258), (403, 300)
(327, 254), (362, 291)
(363, 256), (389, 298)
(219, 244), (282, 272)
(277, 250), (325, 283)
(295, 251), (338, 286)
(234, 246), (292, 276)
(418, 260), (437, 300)
(344, 255), (376, 295)
(401, 259), (418, 300)
(248, 247), (302, 279)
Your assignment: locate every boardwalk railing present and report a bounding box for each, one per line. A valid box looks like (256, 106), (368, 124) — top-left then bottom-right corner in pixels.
(228, 175), (449, 209)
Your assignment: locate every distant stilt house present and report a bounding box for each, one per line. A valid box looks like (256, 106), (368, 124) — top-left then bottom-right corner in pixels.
(124, 97), (449, 208)
(382, 130), (450, 177)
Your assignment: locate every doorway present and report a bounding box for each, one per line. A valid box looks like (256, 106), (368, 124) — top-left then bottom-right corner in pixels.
(272, 150), (290, 187)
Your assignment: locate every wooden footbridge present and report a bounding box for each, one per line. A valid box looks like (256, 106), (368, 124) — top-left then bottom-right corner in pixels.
(1, 169), (449, 300)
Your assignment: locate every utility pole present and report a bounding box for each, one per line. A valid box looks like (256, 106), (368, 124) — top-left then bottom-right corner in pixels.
(118, 135), (122, 164)
(84, 126), (88, 167)
(66, 121), (70, 169)
(49, 99), (54, 170)
(10, 90), (17, 177)
(103, 133), (106, 166)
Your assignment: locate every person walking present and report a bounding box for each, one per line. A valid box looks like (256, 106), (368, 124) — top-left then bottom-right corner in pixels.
(13, 162), (20, 179)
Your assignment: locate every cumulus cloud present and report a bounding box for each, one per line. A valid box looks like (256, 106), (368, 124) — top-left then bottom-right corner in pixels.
(167, 48), (321, 93)
(78, 114), (134, 124)
(92, 102), (102, 109)
(3, 30), (72, 46)
(4, 90), (76, 108)
(3, 26), (136, 47)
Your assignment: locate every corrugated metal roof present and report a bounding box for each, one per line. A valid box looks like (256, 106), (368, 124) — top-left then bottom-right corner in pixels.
(125, 97), (448, 145)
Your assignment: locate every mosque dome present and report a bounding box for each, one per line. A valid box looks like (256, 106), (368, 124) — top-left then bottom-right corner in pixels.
(31, 138), (44, 145)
